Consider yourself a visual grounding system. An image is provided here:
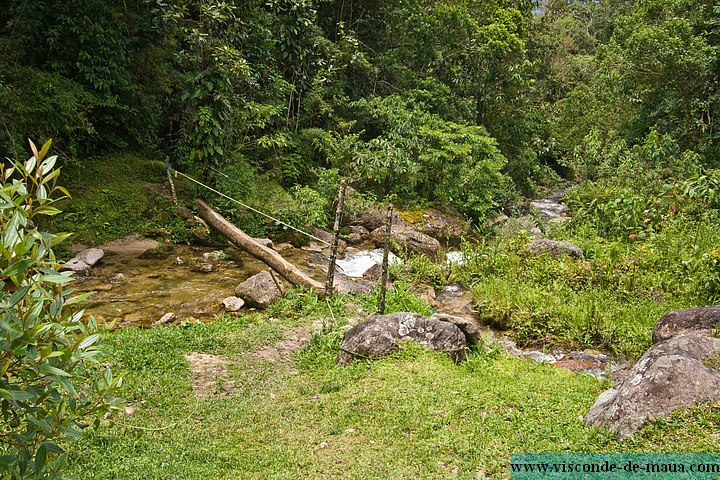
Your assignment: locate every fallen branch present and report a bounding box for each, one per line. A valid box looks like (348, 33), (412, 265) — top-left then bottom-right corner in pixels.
(195, 199), (325, 294)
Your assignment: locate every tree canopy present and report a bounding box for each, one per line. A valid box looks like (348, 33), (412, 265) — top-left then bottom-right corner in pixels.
(2, 0), (718, 222)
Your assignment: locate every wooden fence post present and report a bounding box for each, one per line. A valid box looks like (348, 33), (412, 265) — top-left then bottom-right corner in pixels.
(325, 180), (348, 296)
(378, 205), (393, 314)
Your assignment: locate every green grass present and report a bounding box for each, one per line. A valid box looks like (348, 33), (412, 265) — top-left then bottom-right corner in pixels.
(391, 208), (720, 359)
(65, 301), (720, 480)
(472, 276), (684, 357)
(46, 153), (167, 254)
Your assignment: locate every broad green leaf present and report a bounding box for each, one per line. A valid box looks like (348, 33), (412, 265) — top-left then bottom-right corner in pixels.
(55, 376), (77, 395)
(40, 273), (74, 285)
(25, 155), (37, 175)
(78, 333), (101, 350)
(1, 258), (34, 277)
(34, 443), (47, 474)
(38, 140), (52, 161)
(65, 291), (94, 306)
(40, 364), (71, 377)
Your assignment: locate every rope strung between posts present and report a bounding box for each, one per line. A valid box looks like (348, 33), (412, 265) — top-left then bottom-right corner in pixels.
(171, 168), (331, 246)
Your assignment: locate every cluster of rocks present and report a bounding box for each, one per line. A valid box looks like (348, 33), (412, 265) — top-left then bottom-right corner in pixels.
(343, 204), (473, 261)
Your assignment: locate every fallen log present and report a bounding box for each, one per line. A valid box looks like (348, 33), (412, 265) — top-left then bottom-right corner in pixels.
(196, 199), (326, 294)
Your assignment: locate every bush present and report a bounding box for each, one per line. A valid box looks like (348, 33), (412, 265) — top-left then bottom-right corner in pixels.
(0, 141), (123, 478)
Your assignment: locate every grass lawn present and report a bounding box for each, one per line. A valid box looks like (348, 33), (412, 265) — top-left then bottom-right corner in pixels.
(66, 303), (720, 480)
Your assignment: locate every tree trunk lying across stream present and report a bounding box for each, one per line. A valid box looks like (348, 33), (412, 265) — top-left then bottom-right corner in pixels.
(195, 199), (326, 294)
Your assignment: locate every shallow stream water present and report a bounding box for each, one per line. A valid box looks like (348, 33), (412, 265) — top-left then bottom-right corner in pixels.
(75, 189), (622, 379)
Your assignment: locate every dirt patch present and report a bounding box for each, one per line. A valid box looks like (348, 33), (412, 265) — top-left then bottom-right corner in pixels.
(253, 327), (311, 363)
(184, 352), (234, 397)
(100, 235), (160, 256)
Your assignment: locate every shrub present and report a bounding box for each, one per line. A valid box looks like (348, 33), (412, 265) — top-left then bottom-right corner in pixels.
(0, 141), (123, 478)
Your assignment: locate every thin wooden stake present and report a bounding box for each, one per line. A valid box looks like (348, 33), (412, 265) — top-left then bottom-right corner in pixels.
(325, 180), (348, 296)
(378, 205), (393, 314)
(165, 156), (178, 206)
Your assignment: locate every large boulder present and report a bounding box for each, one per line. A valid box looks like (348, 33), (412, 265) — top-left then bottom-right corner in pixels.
(586, 305), (720, 438)
(370, 224), (442, 261)
(429, 313), (483, 345)
(62, 248), (104, 272)
(585, 333), (720, 439)
(337, 312), (467, 365)
(401, 208), (473, 247)
(526, 239), (584, 259)
(234, 270), (283, 309)
(652, 305), (720, 344)
(346, 207), (405, 231)
(332, 272), (374, 295)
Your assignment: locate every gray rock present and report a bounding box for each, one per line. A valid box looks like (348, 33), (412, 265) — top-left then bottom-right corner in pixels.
(221, 296), (245, 312)
(156, 312), (177, 325)
(430, 313), (482, 345)
(201, 251), (225, 264)
(62, 248), (104, 272)
(362, 263), (383, 282)
(522, 350), (558, 363)
(253, 238), (274, 249)
(332, 272), (373, 295)
(347, 233), (363, 244)
(585, 333), (720, 438)
(413, 208), (472, 247)
(347, 225), (370, 245)
(652, 305), (720, 344)
(337, 312), (467, 365)
(370, 224), (442, 261)
(235, 270), (283, 309)
(347, 208), (405, 231)
(526, 239), (584, 259)
(309, 226), (346, 254)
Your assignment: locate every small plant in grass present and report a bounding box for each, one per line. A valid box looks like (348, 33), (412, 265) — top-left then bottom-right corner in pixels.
(0, 140), (123, 478)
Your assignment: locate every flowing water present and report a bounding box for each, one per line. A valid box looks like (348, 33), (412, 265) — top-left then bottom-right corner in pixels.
(529, 186), (572, 220)
(336, 248), (400, 277)
(76, 217), (621, 377)
(76, 236), (324, 326)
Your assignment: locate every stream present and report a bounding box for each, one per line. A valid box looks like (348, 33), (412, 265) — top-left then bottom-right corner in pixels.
(74, 188), (624, 379)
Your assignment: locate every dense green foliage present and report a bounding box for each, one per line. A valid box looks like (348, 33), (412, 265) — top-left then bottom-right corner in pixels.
(3, 0), (719, 226)
(0, 0), (532, 224)
(5, 3), (720, 475)
(0, 142), (122, 478)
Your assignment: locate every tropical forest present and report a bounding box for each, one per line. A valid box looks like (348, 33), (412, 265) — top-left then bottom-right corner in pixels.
(2, 0), (720, 478)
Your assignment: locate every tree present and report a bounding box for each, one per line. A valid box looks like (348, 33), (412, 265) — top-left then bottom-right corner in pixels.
(0, 140), (123, 478)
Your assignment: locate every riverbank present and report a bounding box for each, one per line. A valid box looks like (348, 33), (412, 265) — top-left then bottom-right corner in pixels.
(65, 301), (720, 479)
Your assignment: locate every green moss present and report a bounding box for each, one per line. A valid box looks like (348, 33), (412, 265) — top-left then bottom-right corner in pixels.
(46, 153), (166, 255)
(398, 207), (431, 224)
(703, 351), (720, 370)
